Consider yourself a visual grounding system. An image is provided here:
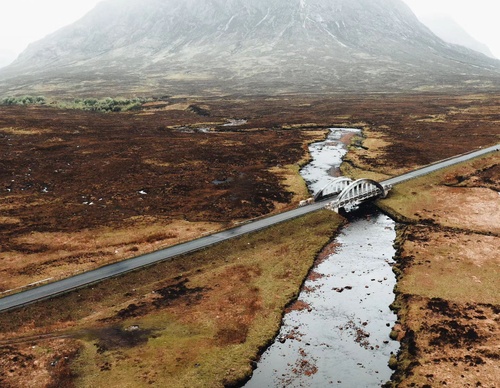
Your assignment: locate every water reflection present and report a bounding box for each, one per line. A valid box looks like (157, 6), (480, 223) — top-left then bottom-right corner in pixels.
(245, 211), (398, 387)
(245, 128), (398, 387)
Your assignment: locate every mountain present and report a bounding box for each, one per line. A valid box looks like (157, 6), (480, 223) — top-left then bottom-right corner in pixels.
(420, 14), (496, 59)
(1, 0), (499, 97)
(0, 49), (16, 69)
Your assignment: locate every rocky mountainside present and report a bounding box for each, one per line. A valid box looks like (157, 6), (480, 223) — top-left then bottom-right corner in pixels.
(1, 0), (499, 96)
(420, 15), (496, 59)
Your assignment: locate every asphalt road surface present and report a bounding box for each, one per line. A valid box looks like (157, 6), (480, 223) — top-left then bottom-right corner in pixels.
(1, 144), (498, 312)
(381, 144), (499, 187)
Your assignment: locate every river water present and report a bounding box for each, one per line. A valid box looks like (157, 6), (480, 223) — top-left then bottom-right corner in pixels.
(245, 128), (399, 387)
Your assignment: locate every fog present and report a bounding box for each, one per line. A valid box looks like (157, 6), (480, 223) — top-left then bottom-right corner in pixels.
(0, 1), (102, 58)
(403, 0), (500, 58)
(0, 0), (499, 64)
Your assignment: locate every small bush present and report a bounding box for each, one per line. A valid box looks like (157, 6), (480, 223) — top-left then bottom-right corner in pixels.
(70, 96), (150, 112)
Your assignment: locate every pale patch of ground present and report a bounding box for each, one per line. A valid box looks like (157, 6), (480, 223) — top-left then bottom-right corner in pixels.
(142, 158), (173, 168)
(399, 228), (499, 304)
(416, 186), (500, 234)
(343, 125), (409, 176)
(0, 127), (52, 135)
(268, 164), (309, 210)
(164, 103), (191, 110)
(413, 114), (447, 122)
(340, 161), (391, 182)
(0, 216), (21, 225)
(142, 102), (191, 111)
(362, 133), (392, 154)
(268, 129), (328, 210)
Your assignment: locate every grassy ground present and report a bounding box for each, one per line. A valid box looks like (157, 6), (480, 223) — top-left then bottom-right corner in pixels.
(0, 210), (343, 388)
(0, 218), (222, 294)
(0, 104), (330, 294)
(2, 93), (499, 387)
(374, 153), (500, 387)
(269, 129), (329, 210)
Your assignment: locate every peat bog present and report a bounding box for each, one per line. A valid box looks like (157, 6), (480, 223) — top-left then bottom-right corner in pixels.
(1, 93), (499, 387)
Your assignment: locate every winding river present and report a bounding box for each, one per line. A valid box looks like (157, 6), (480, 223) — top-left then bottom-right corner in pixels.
(245, 128), (399, 387)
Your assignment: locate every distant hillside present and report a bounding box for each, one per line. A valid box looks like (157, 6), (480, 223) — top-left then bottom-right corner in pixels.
(0, 49), (16, 69)
(420, 14), (496, 59)
(1, 0), (499, 97)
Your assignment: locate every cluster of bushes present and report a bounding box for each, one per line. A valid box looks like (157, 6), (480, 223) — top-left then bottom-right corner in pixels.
(68, 97), (150, 112)
(1, 95), (152, 112)
(1, 95), (47, 105)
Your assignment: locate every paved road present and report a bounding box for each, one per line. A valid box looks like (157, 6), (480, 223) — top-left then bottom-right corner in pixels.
(381, 144), (499, 187)
(1, 144), (498, 312)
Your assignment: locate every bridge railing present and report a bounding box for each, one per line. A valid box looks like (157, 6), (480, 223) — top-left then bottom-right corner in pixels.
(325, 183), (392, 212)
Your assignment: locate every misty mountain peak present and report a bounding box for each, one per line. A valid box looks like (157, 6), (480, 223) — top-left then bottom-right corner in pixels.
(1, 0), (499, 96)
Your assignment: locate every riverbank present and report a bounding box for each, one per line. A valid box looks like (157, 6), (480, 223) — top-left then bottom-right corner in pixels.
(246, 210), (399, 387)
(376, 153), (500, 387)
(0, 211), (344, 388)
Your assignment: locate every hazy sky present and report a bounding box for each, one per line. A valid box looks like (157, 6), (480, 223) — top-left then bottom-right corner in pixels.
(0, 0), (499, 61)
(403, 0), (500, 58)
(0, 1), (102, 54)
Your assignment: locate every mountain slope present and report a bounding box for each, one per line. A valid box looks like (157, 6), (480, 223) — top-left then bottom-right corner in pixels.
(0, 49), (16, 69)
(420, 14), (496, 59)
(1, 0), (499, 96)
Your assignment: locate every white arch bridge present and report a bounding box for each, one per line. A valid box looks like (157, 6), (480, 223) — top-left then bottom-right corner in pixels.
(314, 177), (392, 212)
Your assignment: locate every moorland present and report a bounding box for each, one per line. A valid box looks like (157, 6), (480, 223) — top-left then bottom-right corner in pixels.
(0, 93), (499, 387)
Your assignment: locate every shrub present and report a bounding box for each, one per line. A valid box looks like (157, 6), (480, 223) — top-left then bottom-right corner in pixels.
(1, 95), (151, 112)
(1, 95), (46, 106)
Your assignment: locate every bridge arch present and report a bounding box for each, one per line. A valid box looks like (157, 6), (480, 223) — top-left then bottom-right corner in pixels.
(325, 178), (391, 212)
(314, 177), (353, 201)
